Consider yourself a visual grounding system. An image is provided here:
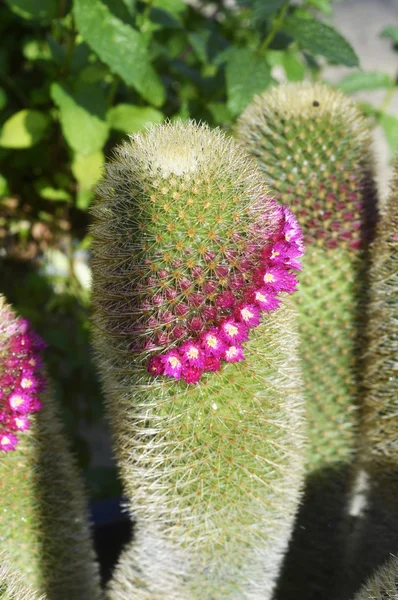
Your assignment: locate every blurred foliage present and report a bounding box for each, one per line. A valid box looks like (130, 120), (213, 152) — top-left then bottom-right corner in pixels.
(0, 0), (396, 501)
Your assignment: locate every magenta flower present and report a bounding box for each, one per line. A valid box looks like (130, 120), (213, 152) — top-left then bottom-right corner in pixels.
(0, 300), (46, 452)
(161, 351), (183, 380)
(180, 341), (204, 368)
(9, 415), (30, 431)
(204, 356), (222, 372)
(8, 390), (32, 415)
(147, 355), (164, 376)
(235, 303), (261, 328)
(0, 431), (18, 452)
(200, 329), (226, 358)
(182, 365), (203, 384)
(219, 319), (248, 345)
(253, 289), (281, 312)
(262, 267), (298, 293)
(224, 345), (245, 363)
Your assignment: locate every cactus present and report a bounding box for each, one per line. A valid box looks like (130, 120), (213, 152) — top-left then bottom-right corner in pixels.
(91, 121), (306, 599)
(352, 556), (398, 600)
(236, 83), (378, 599)
(0, 554), (46, 600)
(0, 296), (102, 600)
(340, 160), (398, 597)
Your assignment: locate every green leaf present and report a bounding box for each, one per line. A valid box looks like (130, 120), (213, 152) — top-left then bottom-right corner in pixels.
(73, 0), (165, 106)
(337, 71), (393, 93)
(282, 51), (305, 81)
(51, 82), (109, 155)
(35, 179), (72, 202)
(121, 0), (136, 15)
(4, 0), (57, 21)
(253, 0), (285, 23)
(380, 113), (398, 158)
(381, 26), (398, 44)
(107, 104), (163, 133)
(72, 151), (105, 210)
(0, 109), (50, 148)
(153, 0), (186, 16)
(0, 174), (9, 197)
(282, 15), (359, 67)
(0, 88), (7, 111)
(188, 31), (211, 64)
(226, 47), (271, 117)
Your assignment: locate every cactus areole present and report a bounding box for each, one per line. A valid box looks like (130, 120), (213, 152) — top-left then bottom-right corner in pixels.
(92, 121), (304, 385)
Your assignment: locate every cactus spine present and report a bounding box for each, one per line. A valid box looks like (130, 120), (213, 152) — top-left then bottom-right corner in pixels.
(0, 296), (102, 600)
(0, 554), (46, 600)
(236, 83), (378, 599)
(91, 121), (305, 599)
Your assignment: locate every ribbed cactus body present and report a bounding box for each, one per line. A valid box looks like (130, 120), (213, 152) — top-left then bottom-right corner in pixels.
(0, 298), (102, 600)
(0, 554), (46, 600)
(236, 83), (378, 599)
(91, 122), (305, 598)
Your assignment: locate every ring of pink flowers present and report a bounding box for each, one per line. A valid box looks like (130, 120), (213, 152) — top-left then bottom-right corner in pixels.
(147, 204), (304, 385)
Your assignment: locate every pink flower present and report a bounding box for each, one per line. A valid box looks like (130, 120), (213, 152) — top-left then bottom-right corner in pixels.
(204, 356), (221, 372)
(161, 351), (183, 380)
(235, 303), (261, 328)
(10, 334), (32, 354)
(9, 415), (30, 431)
(19, 370), (38, 392)
(219, 319), (248, 344)
(7, 390), (32, 414)
(224, 345), (245, 363)
(253, 289), (281, 312)
(215, 291), (235, 309)
(180, 341), (204, 368)
(147, 355), (164, 376)
(0, 431), (18, 452)
(262, 267), (298, 293)
(29, 398), (42, 413)
(182, 365), (203, 384)
(200, 329), (226, 358)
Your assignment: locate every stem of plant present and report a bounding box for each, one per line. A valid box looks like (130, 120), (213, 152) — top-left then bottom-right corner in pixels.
(258, 0), (290, 55)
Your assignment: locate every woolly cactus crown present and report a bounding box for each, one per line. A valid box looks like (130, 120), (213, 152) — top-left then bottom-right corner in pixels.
(92, 121), (302, 383)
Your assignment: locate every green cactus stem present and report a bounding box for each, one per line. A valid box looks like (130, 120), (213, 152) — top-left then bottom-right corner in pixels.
(340, 161), (398, 598)
(0, 296), (102, 600)
(352, 556), (398, 600)
(0, 554), (46, 600)
(91, 121), (306, 599)
(236, 82), (378, 600)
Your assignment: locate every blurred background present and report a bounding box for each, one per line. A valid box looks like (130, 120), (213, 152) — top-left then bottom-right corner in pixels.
(1, 0), (397, 503)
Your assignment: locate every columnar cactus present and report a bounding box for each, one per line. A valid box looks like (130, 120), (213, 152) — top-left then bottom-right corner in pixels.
(0, 296), (102, 600)
(342, 160), (398, 595)
(352, 556), (398, 600)
(236, 83), (378, 599)
(91, 121), (306, 599)
(359, 165), (398, 484)
(0, 554), (46, 600)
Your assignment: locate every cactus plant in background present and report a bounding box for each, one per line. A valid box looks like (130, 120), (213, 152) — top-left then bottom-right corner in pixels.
(352, 556), (398, 600)
(236, 83), (379, 600)
(0, 296), (102, 600)
(0, 554), (46, 600)
(90, 121), (306, 599)
(342, 162), (398, 595)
